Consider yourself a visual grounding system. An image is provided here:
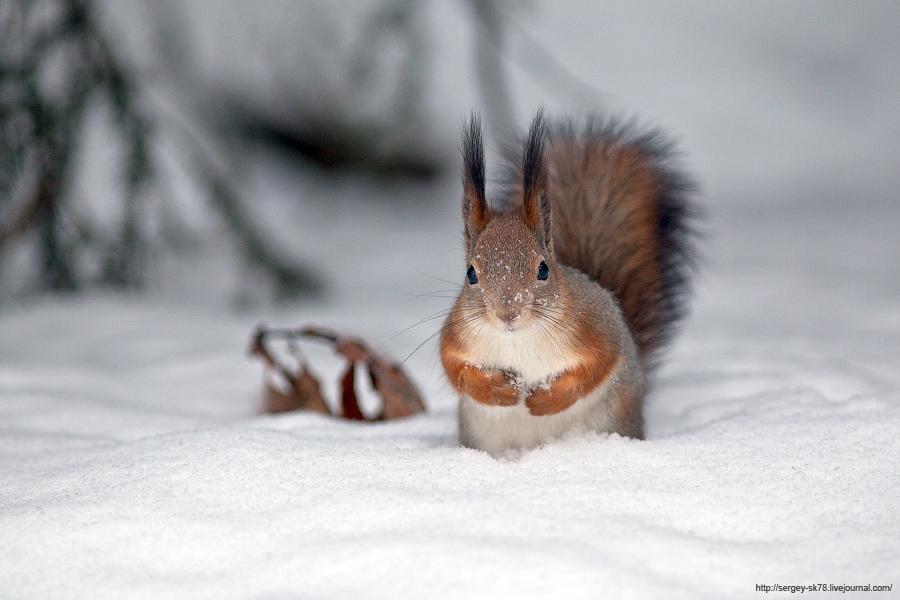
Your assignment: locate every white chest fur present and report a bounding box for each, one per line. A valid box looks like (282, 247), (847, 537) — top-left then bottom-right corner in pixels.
(462, 321), (576, 385)
(457, 364), (619, 457)
(456, 321), (623, 456)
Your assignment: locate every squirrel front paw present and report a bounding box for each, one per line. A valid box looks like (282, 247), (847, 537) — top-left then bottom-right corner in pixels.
(526, 385), (578, 416)
(466, 368), (521, 407)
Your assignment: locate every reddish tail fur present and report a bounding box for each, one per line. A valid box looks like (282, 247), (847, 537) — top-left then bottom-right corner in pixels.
(540, 117), (698, 364)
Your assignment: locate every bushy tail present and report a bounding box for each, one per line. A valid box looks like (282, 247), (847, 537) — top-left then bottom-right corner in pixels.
(545, 116), (699, 365)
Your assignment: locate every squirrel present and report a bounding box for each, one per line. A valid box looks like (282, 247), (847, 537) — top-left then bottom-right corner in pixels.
(439, 110), (698, 456)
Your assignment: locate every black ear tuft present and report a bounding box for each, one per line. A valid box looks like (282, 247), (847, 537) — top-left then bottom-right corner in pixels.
(462, 112), (489, 246)
(522, 109), (550, 240)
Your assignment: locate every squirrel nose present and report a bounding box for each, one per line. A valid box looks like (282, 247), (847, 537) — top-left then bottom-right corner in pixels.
(497, 306), (520, 323)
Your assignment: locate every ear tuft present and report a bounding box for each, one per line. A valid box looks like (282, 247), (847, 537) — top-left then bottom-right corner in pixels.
(522, 110), (549, 239)
(462, 112), (488, 246)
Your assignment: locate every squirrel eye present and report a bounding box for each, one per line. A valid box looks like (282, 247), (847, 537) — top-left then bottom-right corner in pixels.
(537, 261), (549, 280)
(467, 265), (478, 285)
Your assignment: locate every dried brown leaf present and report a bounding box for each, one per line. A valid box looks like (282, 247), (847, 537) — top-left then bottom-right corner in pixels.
(368, 361), (426, 420)
(296, 366), (330, 415)
(263, 381), (303, 414)
(250, 324), (426, 421)
(340, 364), (366, 420)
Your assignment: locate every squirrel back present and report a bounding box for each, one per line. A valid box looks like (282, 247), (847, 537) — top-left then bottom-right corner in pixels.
(542, 117), (697, 365)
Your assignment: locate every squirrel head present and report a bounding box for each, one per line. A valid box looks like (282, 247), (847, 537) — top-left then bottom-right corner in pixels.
(458, 111), (561, 333)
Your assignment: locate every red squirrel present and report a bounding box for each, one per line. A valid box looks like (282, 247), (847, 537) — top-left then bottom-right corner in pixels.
(440, 111), (697, 456)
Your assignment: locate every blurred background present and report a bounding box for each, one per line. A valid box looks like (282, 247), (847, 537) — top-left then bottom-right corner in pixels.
(1, 0), (898, 312)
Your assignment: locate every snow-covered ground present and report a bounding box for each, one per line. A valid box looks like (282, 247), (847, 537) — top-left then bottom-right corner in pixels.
(2, 2), (899, 598)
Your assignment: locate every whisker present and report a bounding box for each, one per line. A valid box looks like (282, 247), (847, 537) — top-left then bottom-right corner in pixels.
(406, 290), (463, 299)
(414, 270), (463, 289)
(379, 309), (455, 348)
(399, 307), (487, 366)
(400, 326), (449, 366)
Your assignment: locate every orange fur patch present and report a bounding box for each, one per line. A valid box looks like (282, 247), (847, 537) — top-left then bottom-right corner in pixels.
(525, 320), (618, 416)
(440, 335), (520, 407)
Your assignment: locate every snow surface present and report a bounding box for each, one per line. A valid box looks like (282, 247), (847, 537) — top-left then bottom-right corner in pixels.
(3, 2), (900, 598)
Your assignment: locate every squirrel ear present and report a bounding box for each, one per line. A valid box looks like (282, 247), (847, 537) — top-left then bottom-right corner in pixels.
(521, 110), (551, 243)
(462, 113), (489, 246)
